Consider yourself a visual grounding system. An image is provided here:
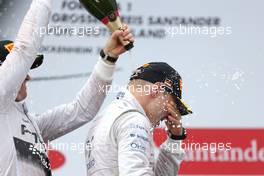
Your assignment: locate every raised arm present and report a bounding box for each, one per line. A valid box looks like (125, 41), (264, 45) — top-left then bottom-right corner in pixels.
(0, 0), (51, 103)
(34, 27), (134, 142)
(35, 58), (115, 142)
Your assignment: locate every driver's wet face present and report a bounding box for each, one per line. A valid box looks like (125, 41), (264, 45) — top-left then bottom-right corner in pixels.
(150, 92), (175, 125)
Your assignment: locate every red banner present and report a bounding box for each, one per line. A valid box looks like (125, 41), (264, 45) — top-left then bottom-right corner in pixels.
(154, 128), (264, 175)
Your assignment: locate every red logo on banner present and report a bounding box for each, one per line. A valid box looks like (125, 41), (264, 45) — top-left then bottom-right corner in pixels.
(48, 149), (66, 170)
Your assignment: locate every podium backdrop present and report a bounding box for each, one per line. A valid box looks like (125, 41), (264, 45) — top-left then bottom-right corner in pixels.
(1, 0), (263, 175)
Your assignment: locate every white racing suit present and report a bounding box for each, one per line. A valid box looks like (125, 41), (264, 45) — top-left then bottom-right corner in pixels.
(0, 0), (116, 175)
(85, 89), (185, 176)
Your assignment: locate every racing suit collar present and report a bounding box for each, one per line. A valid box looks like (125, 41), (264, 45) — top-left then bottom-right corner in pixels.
(14, 101), (28, 114)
